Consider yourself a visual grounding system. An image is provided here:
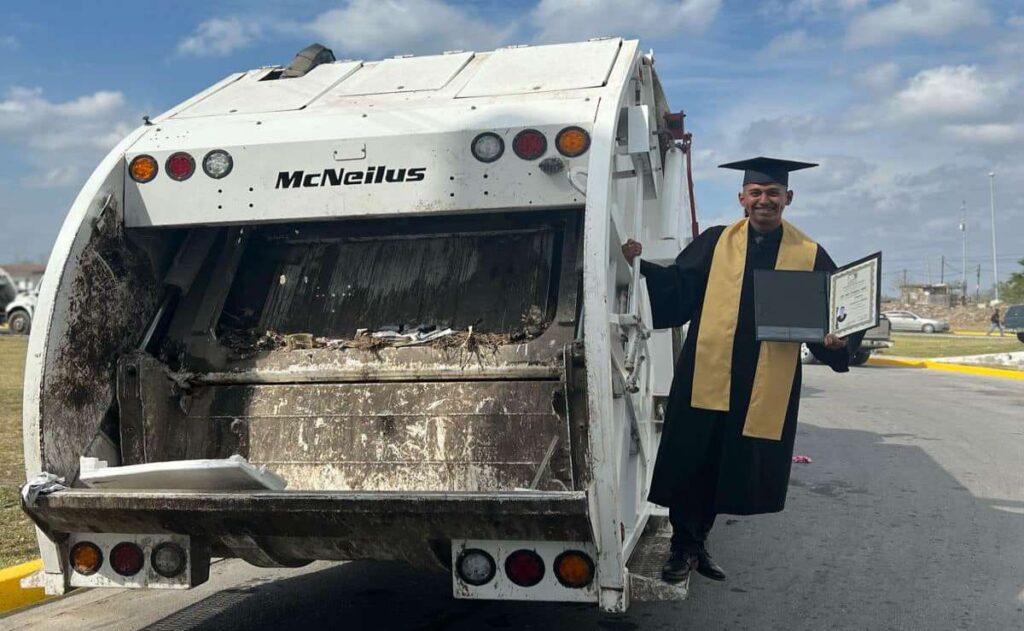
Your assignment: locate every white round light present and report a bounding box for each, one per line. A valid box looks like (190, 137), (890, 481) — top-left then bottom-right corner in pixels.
(457, 549), (496, 586)
(203, 149), (233, 179)
(471, 132), (504, 163)
(151, 543), (186, 578)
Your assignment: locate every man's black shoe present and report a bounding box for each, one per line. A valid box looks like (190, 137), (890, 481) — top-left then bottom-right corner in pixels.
(661, 549), (697, 583)
(696, 545), (726, 581)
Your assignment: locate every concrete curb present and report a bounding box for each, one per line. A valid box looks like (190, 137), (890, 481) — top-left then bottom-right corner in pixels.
(868, 356), (1024, 380)
(0, 559), (46, 614)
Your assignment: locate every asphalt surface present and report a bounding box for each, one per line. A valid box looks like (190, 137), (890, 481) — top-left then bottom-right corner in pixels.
(4, 365), (1023, 630)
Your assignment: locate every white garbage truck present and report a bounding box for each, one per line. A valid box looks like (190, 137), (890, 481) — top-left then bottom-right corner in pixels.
(22, 38), (698, 612)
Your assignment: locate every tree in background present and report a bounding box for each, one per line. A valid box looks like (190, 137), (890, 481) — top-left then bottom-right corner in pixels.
(999, 258), (1024, 304)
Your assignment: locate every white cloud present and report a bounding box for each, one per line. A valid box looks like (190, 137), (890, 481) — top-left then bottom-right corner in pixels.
(763, 29), (825, 57)
(766, 0), (868, 19)
(890, 65), (1012, 120)
(308, 0), (512, 57)
(0, 87), (132, 151)
(846, 0), (991, 48)
(177, 17), (264, 57)
(854, 61), (900, 92)
(944, 123), (1024, 145)
(532, 0), (722, 43)
(23, 165), (81, 189)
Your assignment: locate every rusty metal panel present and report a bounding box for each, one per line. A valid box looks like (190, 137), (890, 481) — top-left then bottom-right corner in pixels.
(218, 216), (560, 337)
(188, 380), (573, 492)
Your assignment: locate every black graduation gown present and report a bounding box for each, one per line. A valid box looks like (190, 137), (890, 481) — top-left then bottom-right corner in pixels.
(641, 224), (861, 515)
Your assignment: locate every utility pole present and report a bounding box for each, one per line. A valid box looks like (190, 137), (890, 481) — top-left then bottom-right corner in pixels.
(960, 201), (967, 303)
(976, 264), (981, 301)
(940, 255), (945, 284)
(989, 172), (999, 302)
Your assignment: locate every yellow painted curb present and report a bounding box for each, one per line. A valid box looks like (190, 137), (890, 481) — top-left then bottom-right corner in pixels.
(0, 559), (46, 613)
(868, 356), (1024, 380)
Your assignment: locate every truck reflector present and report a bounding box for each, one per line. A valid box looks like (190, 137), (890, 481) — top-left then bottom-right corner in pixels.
(70, 541), (103, 575)
(202, 149), (233, 179)
(554, 550), (595, 588)
(166, 152), (195, 181)
(110, 542), (145, 577)
(505, 549), (545, 587)
(556, 127), (590, 157)
(512, 129), (547, 160)
(456, 549), (497, 586)
(471, 132), (504, 163)
(151, 542), (187, 578)
(128, 155), (158, 183)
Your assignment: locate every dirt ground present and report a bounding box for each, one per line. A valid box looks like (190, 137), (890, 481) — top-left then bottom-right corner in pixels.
(0, 336), (38, 567)
(881, 301), (1008, 331)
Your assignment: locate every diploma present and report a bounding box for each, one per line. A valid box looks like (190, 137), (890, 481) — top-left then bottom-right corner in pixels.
(829, 252), (881, 338)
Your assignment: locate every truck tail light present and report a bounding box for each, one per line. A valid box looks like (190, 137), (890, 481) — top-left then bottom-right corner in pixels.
(110, 542), (145, 576)
(202, 149), (233, 179)
(471, 132), (504, 163)
(456, 549), (496, 586)
(165, 152), (195, 181)
(129, 155), (158, 183)
(512, 129), (547, 160)
(504, 549), (545, 587)
(151, 542), (187, 578)
(553, 550), (594, 588)
(70, 541), (103, 575)
(555, 126), (590, 157)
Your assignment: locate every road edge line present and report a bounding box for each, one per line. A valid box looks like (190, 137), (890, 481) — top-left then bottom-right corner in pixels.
(0, 559), (46, 614)
(868, 356), (1024, 380)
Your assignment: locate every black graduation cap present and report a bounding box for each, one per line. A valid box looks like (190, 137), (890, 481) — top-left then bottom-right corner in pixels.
(718, 156), (818, 186)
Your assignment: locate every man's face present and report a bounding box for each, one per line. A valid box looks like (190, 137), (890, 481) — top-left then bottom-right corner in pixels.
(739, 182), (794, 230)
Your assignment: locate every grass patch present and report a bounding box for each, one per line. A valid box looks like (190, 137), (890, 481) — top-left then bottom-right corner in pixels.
(0, 335), (37, 566)
(880, 333), (1021, 358)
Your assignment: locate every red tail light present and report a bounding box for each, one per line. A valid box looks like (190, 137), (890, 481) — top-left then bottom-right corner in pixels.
(512, 129), (547, 160)
(505, 549), (545, 587)
(165, 152), (195, 181)
(110, 542), (145, 576)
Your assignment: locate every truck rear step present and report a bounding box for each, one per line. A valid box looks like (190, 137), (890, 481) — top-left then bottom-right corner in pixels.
(626, 515), (690, 602)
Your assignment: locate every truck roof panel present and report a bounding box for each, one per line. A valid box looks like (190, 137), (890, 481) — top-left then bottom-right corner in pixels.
(324, 52), (474, 97)
(174, 61), (363, 119)
(456, 38), (622, 98)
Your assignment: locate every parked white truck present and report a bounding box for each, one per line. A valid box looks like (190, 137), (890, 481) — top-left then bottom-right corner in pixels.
(21, 38), (697, 612)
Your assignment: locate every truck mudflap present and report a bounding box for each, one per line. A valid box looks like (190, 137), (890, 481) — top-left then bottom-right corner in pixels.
(625, 515), (690, 602)
(25, 489), (591, 569)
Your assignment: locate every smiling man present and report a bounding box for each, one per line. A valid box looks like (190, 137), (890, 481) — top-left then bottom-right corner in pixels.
(622, 156), (862, 584)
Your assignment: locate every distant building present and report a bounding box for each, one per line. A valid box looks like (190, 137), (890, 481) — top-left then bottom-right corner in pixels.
(899, 282), (953, 307)
(0, 263), (46, 292)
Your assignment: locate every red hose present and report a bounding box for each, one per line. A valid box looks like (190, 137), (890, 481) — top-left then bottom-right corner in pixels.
(682, 132), (699, 237)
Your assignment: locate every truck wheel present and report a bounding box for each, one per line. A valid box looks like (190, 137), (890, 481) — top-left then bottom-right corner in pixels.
(1017, 332), (1024, 344)
(922, 324), (935, 334)
(850, 349), (871, 366)
(8, 309), (30, 335)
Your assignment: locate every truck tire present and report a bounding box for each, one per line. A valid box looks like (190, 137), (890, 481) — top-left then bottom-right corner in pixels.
(850, 349), (871, 366)
(922, 324), (935, 333)
(7, 309), (30, 335)
(1017, 332), (1024, 343)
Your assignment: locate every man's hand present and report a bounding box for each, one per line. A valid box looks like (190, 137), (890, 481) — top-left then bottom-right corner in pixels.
(823, 333), (846, 350)
(622, 239), (643, 265)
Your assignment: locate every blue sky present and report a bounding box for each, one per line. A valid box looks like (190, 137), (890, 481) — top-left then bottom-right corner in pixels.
(2, 0), (1022, 294)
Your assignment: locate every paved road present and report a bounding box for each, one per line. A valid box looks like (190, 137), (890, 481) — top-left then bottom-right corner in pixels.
(4, 366), (1023, 630)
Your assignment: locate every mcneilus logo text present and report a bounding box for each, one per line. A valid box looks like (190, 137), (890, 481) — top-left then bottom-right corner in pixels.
(276, 166), (426, 189)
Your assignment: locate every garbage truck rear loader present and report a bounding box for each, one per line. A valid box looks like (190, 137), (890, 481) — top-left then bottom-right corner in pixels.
(22, 38), (696, 612)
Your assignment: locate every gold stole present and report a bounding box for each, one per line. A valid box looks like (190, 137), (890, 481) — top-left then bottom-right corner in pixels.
(690, 219), (818, 441)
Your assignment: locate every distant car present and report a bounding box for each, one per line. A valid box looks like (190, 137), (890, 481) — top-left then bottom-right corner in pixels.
(882, 310), (950, 334)
(5, 291), (36, 335)
(1004, 304), (1024, 343)
(801, 315), (893, 366)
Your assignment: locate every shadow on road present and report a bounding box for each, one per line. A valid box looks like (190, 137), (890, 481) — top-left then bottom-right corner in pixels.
(138, 423), (1023, 631)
